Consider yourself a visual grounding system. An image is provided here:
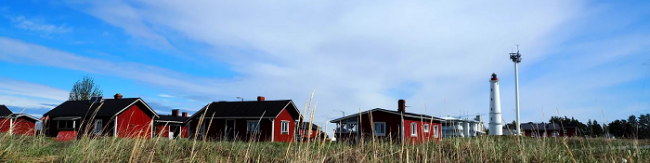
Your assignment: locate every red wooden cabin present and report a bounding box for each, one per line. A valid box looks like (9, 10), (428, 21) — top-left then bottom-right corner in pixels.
(187, 96), (302, 142)
(42, 93), (159, 140)
(520, 123), (578, 138)
(330, 99), (443, 144)
(0, 105), (38, 135)
(155, 109), (189, 139)
(297, 122), (326, 142)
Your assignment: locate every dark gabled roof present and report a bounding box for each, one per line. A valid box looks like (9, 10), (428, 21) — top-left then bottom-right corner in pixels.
(298, 122), (320, 130)
(189, 100), (301, 120)
(0, 105), (11, 116)
(329, 108), (442, 123)
(157, 115), (189, 122)
(520, 123), (576, 131)
(43, 98), (158, 118)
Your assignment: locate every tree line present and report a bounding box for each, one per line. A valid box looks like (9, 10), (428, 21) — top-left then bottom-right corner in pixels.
(501, 114), (650, 139)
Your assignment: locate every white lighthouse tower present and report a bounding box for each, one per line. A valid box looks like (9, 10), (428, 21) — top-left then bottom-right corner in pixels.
(489, 73), (503, 135)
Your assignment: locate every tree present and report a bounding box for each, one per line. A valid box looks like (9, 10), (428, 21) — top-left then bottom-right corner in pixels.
(592, 120), (603, 136)
(638, 114), (650, 139)
(627, 115), (638, 138)
(69, 75), (103, 101)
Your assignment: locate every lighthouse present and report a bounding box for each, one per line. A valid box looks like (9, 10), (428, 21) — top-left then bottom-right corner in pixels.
(489, 73), (503, 135)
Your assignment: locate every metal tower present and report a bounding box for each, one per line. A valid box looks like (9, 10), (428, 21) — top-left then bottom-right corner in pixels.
(509, 47), (522, 136)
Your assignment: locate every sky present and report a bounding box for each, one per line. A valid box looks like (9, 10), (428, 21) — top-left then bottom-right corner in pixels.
(1, 0), (649, 134)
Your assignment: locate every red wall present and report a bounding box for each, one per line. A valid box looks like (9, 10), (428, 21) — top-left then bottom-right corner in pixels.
(117, 104), (153, 138)
(12, 117), (35, 135)
(0, 118), (36, 135)
(156, 125), (170, 137)
(0, 119), (9, 133)
(403, 118), (441, 144)
(357, 111), (403, 142)
(273, 108), (295, 142)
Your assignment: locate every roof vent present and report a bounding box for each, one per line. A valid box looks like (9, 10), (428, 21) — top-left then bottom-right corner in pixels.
(89, 96), (104, 104)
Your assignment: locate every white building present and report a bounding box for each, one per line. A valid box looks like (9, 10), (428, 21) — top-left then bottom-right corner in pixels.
(441, 115), (485, 138)
(489, 73), (503, 135)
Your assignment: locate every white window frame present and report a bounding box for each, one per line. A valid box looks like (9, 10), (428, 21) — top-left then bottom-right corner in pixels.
(373, 122), (386, 136)
(411, 123), (417, 136)
(424, 124), (430, 133)
(94, 119), (103, 135)
(281, 121), (289, 134)
(246, 120), (260, 133)
(433, 125), (439, 138)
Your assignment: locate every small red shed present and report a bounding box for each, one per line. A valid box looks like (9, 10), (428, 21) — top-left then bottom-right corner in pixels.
(330, 99), (443, 144)
(42, 94), (159, 140)
(297, 122), (326, 142)
(155, 109), (189, 139)
(187, 96), (302, 142)
(0, 105), (38, 136)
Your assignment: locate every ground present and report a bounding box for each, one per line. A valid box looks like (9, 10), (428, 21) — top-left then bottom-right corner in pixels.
(0, 133), (649, 162)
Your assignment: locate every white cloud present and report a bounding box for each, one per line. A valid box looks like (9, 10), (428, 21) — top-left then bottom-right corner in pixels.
(158, 94), (176, 98)
(0, 78), (68, 109)
(8, 16), (72, 35)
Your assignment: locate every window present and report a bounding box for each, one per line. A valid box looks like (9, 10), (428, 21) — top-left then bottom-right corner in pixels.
(94, 119), (102, 135)
(433, 125), (439, 138)
(424, 124), (430, 133)
(552, 132), (558, 137)
(411, 123), (417, 136)
(247, 121), (260, 133)
(491, 107), (493, 111)
(491, 88), (493, 91)
(531, 132), (536, 137)
(491, 98), (493, 101)
(57, 120), (75, 129)
(281, 121), (289, 134)
(373, 122), (386, 136)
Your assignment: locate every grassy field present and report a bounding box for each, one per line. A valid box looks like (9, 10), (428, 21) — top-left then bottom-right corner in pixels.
(1, 133), (648, 163)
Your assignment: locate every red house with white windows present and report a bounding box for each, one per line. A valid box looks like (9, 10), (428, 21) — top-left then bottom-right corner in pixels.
(42, 93), (159, 141)
(0, 105), (38, 136)
(187, 96), (302, 142)
(330, 99), (443, 144)
(155, 109), (189, 139)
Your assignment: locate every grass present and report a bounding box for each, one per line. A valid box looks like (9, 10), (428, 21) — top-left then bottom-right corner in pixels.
(1, 133), (649, 163)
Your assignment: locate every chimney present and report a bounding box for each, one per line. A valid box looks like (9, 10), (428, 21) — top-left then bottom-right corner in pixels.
(398, 99), (406, 112)
(172, 109), (179, 117)
(182, 112), (188, 117)
(257, 96), (265, 101)
(114, 93), (123, 99)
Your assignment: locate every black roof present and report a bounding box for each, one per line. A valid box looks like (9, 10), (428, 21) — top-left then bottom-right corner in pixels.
(298, 122), (320, 130)
(0, 105), (11, 116)
(157, 115), (189, 122)
(43, 98), (157, 118)
(330, 108), (442, 122)
(191, 100), (300, 119)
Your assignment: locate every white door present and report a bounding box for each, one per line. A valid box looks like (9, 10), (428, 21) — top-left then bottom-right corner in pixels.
(169, 126), (174, 140)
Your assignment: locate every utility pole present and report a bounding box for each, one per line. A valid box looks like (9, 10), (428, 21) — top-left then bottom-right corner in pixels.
(509, 46), (522, 136)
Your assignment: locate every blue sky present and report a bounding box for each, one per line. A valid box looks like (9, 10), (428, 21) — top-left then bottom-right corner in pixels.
(1, 1), (649, 132)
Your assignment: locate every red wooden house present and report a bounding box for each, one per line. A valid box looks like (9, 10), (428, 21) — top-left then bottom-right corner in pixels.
(520, 123), (578, 138)
(42, 93), (159, 140)
(155, 109), (189, 139)
(330, 99), (443, 144)
(187, 96), (302, 142)
(0, 105), (38, 135)
(296, 122), (326, 141)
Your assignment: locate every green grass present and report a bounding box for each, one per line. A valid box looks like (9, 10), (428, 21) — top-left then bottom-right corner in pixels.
(1, 133), (648, 163)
